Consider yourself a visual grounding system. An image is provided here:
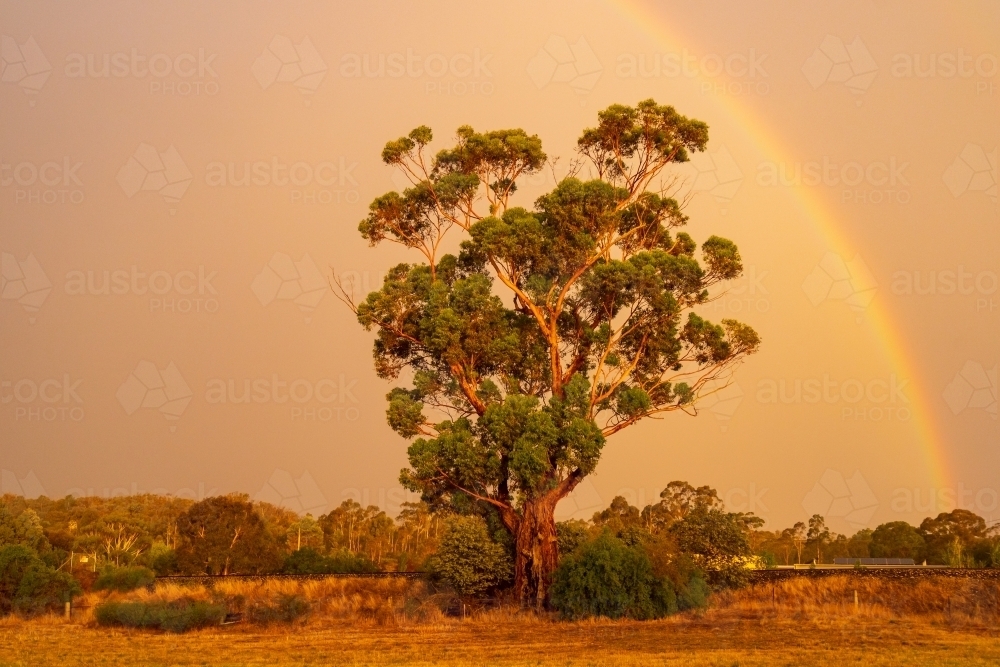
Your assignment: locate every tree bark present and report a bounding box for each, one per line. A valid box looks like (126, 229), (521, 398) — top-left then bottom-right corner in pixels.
(513, 495), (560, 610)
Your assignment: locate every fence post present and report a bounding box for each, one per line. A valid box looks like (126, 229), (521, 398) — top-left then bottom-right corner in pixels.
(854, 590), (858, 612)
(64, 600), (71, 620)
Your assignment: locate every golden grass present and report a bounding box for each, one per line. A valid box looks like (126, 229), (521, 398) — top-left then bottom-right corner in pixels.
(3, 575), (1000, 666)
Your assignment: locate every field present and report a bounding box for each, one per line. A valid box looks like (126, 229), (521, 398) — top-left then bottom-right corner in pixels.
(3, 575), (1000, 666)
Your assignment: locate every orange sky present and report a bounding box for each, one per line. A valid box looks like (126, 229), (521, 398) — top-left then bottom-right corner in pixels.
(1, 0), (997, 532)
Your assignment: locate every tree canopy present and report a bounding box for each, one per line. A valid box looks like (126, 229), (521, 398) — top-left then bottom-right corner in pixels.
(347, 100), (761, 605)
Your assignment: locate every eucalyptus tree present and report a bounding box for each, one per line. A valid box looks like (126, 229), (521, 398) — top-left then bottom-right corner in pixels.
(346, 99), (760, 607)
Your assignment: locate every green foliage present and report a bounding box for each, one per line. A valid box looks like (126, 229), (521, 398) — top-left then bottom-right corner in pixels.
(428, 516), (511, 596)
(550, 531), (676, 620)
(919, 510), (988, 565)
(674, 569), (711, 610)
(556, 520), (590, 555)
(0, 493), (194, 563)
(0, 506), (48, 552)
(94, 599), (226, 632)
(285, 514), (324, 552)
(593, 496), (643, 535)
(670, 507), (752, 564)
(175, 495), (283, 575)
(318, 500), (401, 567)
(146, 541), (178, 576)
(355, 102), (761, 602)
(94, 565), (156, 592)
(641, 481), (724, 533)
(0, 544), (80, 616)
(870, 522), (926, 560)
(281, 547), (378, 574)
(0, 493), (444, 579)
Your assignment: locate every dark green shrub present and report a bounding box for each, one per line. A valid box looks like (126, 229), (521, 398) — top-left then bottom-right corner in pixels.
(94, 599), (226, 632)
(550, 531), (675, 620)
(427, 516), (512, 597)
(675, 571), (710, 611)
(281, 547), (378, 574)
(556, 520), (590, 555)
(94, 566), (156, 592)
(147, 542), (178, 576)
(245, 593), (311, 624)
(0, 544), (80, 616)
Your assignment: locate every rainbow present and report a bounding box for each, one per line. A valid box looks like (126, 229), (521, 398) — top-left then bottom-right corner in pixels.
(612, 0), (952, 490)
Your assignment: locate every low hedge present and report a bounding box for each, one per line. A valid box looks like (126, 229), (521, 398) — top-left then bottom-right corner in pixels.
(94, 598), (226, 632)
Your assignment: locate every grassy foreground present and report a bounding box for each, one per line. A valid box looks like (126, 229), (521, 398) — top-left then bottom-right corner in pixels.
(3, 576), (1000, 666)
(4, 613), (1000, 667)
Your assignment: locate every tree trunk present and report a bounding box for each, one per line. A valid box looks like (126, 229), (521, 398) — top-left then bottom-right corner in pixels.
(513, 496), (559, 610)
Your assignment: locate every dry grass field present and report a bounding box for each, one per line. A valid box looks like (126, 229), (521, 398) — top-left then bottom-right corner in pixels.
(3, 575), (1000, 666)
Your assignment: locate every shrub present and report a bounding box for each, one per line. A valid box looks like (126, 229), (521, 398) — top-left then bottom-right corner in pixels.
(281, 547), (379, 574)
(556, 520), (590, 555)
(245, 593), (311, 624)
(675, 571), (710, 611)
(427, 516), (512, 597)
(147, 541), (178, 576)
(94, 566), (156, 592)
(550, 531), (676, 620)
(94, 599), (226, 632)
(0, 544), (80, 616)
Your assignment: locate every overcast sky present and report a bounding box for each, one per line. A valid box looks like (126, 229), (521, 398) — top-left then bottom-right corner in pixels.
(1, 0), (997, 532)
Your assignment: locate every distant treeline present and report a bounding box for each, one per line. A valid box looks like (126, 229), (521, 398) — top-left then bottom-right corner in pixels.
(1, 481), (998, 581)
(0, 493), (444, 577)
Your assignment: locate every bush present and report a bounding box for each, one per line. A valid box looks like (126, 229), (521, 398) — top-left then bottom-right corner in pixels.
(94, 599), (226, 632)
(94, 566), (156, 592)
(281, 547), (379, 574)
(556, 520), (590, 555)
(550, 531), (676, 620)
(0, 544), (80, 616)
(675, 570), (710, 611)
(427, 516), (512, 597)
(245, 593), (311, 624)
(146, 541), (178, 576)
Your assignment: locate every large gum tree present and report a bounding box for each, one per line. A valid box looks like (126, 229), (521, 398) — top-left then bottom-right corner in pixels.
(343, 100), (760, 608)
